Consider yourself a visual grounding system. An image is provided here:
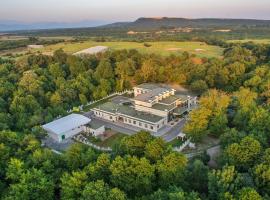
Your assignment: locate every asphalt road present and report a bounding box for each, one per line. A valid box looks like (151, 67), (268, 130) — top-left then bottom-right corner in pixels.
(161, 118), (187, 142)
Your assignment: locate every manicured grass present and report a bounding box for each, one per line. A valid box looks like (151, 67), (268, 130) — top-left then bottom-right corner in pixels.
(228, 39), (270, 44)
(39, 40), (224, 58)
(87, 133), (126, 148)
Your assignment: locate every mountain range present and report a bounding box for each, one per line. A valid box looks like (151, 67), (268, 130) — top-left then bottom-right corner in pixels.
(1, 17), (270, 32)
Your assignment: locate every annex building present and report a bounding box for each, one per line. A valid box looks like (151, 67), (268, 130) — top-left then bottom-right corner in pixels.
(92, 84), (197, 133)
(42, 114), (91, 142)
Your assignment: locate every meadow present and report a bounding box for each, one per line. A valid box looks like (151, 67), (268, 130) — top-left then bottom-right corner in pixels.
(38, 40), (224, 58)
(227, 39), (270, 44)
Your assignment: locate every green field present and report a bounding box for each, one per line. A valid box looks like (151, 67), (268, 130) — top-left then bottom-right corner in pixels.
(87, 133), (126, 148)
(38, 40), (224, 58)
(228, 39), (270, 44)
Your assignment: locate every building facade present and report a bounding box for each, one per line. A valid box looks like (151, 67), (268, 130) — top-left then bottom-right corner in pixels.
(92, 84), (197, 133)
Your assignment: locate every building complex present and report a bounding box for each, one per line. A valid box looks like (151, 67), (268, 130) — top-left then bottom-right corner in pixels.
(92, 84), (197, 133)
(42, 84), (197, 142)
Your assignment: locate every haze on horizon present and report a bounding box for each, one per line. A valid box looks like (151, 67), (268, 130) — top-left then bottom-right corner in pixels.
(1, 0), (270, 23)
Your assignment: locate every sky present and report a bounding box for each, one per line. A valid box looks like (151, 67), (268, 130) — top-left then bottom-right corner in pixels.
(1, 0), (270, 23)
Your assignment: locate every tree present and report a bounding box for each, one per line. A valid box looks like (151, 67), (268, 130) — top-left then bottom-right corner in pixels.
(144, 137), (166, 162)
(5, 168), (54, 200)
(87, 153), (111, 182)
(225, 136), (261, 170)
(183, 107), (212, 141)
(18, 70), (42, 95)
(253, 148), (270, 196)
(237, 187), (262, 200)
(208, 165), (243, 200)
(61, 171), (88, 200)
(64, 143), (97, 170)
(186, 159), (209, 194)
(119, 131), (154, 157)
(109, 155), (155, 196)
(157, 152), (187, 188)
(81, 180), (126, 200)
(190, 80), (208, 94)
(148, 186), (200, 200)
(48, 63), (65, 78)
(94, 59), (114, 80)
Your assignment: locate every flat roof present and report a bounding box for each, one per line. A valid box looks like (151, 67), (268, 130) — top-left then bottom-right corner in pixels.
(87, 119), (105, 129)
(42, 114), (91, 135)
(152, 103), (175, 111)
(158, 95), (180, 105)
(73, 46), (108, 55)
(134, 87), (173, 102)
(135, 83), (161, 90)
(94, 102), (163, 123)
(175, 94), (189, 101)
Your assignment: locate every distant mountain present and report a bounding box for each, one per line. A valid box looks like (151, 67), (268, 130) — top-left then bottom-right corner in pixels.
(0, 20), (112, 32)
(4, 17), (270, 36)
(102, 17), (270, 30)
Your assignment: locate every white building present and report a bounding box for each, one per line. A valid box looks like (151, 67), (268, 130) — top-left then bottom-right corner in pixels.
(92, 84), (197, 133)
(42, 114), (91, 142)
(73, 46), (108, 56)
(84, 119), (106, 137)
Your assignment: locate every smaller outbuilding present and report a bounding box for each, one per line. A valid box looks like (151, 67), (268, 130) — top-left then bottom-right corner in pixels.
(27, 45), (44, 49)
(73, 46), (108, 56)
(85, 118), (105, 137)
(42, 114), (91, 142)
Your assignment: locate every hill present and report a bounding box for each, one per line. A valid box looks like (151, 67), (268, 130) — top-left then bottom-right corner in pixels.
(102, 17), (270, 30)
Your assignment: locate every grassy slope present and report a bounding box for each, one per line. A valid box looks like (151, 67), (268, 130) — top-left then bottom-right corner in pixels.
(40, 41), (224, 58)
(228, 39), (270, 44)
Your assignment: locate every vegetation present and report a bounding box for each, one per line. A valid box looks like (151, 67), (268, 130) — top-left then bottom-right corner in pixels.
(0, 35), (270, 199)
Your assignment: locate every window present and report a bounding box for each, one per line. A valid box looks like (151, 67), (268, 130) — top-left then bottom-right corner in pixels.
(128, 119), (131, 123)
(150, 126), (153, 130)
(157, 125), (159, 128)
(133, 120), (136, 125)
(139, 122), (142, 126)
(110, 116), (113, 120)
(61, 134), (65, 140)
(145, 124), (148, 128)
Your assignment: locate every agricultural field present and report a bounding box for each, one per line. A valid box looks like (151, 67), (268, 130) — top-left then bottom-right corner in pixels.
(36, 40), (224, 58)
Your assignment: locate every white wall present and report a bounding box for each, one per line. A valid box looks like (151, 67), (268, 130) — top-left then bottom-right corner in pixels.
(46, 125), (85, 142)
(134, 104), (168, 118)
(93, 110), (117, 122)
(85, 126), (105, 137)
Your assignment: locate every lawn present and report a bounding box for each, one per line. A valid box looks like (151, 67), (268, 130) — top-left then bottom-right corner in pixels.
(87, 133), (126, 148)
(227, 39), (270, 44)
(38, 40), (224, 58)
(167, 138), (184, 147)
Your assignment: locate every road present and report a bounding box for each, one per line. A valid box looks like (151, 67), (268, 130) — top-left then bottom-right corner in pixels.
(161, 118), (186, 142)
(83, 111), (187, 142)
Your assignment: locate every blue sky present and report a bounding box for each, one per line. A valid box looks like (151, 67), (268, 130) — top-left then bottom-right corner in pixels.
(1, 0), (270, 22)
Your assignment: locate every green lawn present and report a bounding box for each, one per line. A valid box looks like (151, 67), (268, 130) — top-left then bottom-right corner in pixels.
(39, 40), (224, 58)
(87, 133), (126, 148)
(227, 39), (270, 44)
(167, 138), (184, 147)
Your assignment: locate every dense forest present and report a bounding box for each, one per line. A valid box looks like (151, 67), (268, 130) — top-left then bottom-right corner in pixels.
(0, 40), (270, 199)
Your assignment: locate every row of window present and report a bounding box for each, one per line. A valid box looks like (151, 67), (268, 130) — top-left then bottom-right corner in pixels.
(95, 111), (163, 131)
(123, 117), (156, 130)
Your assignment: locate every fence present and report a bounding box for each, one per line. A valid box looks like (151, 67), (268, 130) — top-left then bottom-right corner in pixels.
(73, 134), (112, 152)
(67, 89), (133, 113)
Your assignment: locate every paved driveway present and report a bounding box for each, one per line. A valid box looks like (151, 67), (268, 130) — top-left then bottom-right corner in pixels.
(161, 118), (186, 142)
